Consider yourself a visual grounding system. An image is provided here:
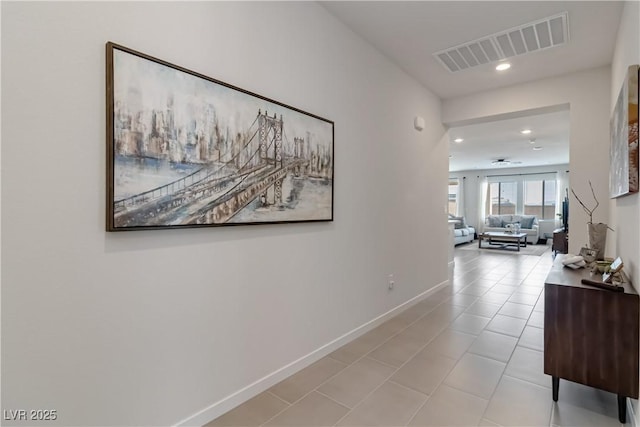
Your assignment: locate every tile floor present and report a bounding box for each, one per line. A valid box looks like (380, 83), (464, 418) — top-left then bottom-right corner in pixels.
(207, 242), (625, 426)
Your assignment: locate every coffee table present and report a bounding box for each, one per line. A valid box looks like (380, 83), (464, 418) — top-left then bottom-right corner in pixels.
(478, 232), (528, 251)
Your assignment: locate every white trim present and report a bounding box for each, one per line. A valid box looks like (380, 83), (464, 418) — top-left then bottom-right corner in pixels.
(174, 279), (450, 427)
(628, 398), (638, 427)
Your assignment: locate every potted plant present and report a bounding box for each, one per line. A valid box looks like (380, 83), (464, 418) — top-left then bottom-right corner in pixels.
(571, 181), (613, 260)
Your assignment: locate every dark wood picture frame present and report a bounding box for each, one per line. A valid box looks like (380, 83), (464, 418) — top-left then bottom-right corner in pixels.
(106, 42), (334, 231)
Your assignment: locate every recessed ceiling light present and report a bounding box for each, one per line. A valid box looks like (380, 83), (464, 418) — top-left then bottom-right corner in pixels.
(533, 146), (543, 151)
(529, 138), (536, 144)
(449, 155), (453, 158)
(496, 62), (511, 71)
(520, 129), (532, 134)
(454, 138), (464, 143)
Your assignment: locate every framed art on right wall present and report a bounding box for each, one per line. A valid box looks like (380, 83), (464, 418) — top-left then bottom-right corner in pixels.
(610, 64), (639, 198)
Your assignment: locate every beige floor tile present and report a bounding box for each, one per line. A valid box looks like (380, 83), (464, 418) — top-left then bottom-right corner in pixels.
(486, 314), (527, 337)
(450, 293), (479, 307)
(205, 392), (289, 426)
(429, 287), (456, 303)
(337, 381), (427, 426)
(401, 314), (449, 343)
(551, 400), (621, 427)
(509, 292), (540, 305)
(269, 357), (347, 403)
(528, 310), (544, 328)
(491, 284), (518, 295)
(317, 357), (395, 408)
(423, 328), (476, 360)
(473, 279), (501, 288)
(450, 313), (491, 336)
(478, 292), (511, 305)
(390, 350), (457, 395)
(497, 277), (523, 286)
(329, 327), (395, 364)
(521, 278), (545, 288)
(468, 330), (518, 362)
(375, 316), (415, 338)
(482, 272), (508, 281)
(264, 392), (348, 426)
(393, 304), (428, 327)
(409, 298), (442, 315)
(504, 346), (551, 389)
(409, 384), (488, 426)
(428, 303), (466, 322)
(484, 375), (553, 426)
(459, 283), (492, 297)
(368, 330), (427, 367)
(465, 301), (502, 318)
(443, 353), (506, 399)
(518, 325), (544, 351)
(518, 285), (544, 296)
(498, 301), (534, 320)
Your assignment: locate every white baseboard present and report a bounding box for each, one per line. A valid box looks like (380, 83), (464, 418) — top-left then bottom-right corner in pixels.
(628, 398), (638, 427)
(174, 279), (450, 427)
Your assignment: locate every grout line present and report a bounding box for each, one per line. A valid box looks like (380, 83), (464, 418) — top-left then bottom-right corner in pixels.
(312, 389), (351, 410)
(266, 390), (291, 406)
(385, 379), (430, 397)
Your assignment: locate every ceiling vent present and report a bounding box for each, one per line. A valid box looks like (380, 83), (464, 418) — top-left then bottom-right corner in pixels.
(434, 12), (569, 73)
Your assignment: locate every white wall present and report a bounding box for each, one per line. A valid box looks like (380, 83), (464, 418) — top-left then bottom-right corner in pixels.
(610, 0), (640, 289)
(1, 2), (447, 426)
(610, 2), (640, 424)
(443, 67), (611, 255)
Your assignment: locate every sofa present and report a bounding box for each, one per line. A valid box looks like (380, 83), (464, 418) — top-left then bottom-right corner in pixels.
(484, 214), (540, 244)
(449, 215), (476, 245)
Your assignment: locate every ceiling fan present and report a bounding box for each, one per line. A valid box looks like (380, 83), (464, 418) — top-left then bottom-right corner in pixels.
(491, 158), (522, 166)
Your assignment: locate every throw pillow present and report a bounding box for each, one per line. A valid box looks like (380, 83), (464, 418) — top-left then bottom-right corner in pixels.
(487, 215), (502, 227)
(520, 216), (536, 229)
(452, 215), (467, 227)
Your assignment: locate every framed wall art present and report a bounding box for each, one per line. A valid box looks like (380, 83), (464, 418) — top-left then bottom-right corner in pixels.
(610, 64), (639, 198)
(106, 42), (334, 231)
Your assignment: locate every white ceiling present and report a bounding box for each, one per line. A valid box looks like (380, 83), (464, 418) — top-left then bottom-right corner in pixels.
(448, 108), (570, 171)
(320, 1), (624, 172)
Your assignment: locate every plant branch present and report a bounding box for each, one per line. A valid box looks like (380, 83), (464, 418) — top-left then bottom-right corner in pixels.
(571, 180), (599, 224)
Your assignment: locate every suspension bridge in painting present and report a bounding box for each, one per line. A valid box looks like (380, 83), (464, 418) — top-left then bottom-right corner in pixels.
(113, 110), (318, 227)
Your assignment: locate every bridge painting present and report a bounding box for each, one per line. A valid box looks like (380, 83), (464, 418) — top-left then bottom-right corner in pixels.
(106, 43), (334, 231)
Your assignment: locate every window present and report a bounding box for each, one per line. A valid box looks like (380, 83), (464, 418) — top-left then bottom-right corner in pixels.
(524, 179), (557, 219)
(485, 174), (558, 218)
(487, 181), (516, 215)
(448, 178), (458, 216)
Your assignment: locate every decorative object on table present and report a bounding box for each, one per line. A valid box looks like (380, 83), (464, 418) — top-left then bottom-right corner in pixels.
(579, 247), (598, 264)
(562, 254), (586, 269)
(594, 259), (613, 273)
(603, 257), (625, 284)
(610, 64), (639, 198)
(106, 42), (334, 231)
(571, 181), (613, 260)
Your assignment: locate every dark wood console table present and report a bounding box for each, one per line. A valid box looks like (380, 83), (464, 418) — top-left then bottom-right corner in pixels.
(544, 256), (638, 423)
